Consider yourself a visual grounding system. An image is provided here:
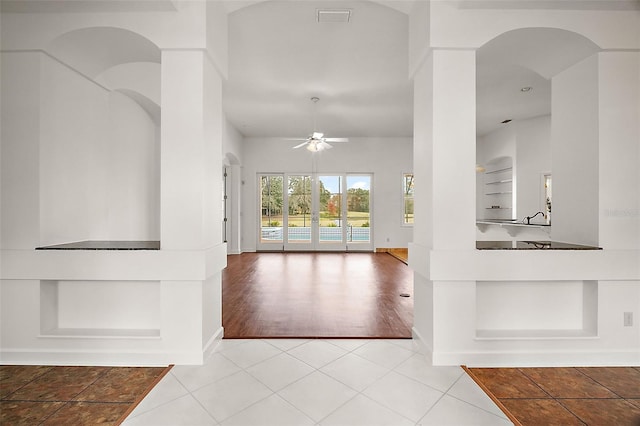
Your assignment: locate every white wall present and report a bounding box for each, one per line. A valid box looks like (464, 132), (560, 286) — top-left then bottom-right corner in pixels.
(476, 115), (553, 238)
(107, 91), (160, 240)
(598, 51), (640, 250)
(551, 55), (599, 246)
(476, 125), (516, 221)
(223, 117), (243, 164)
(39, 54), (110, 245)
(516, 115), (551, 222)
(1, 51), (161, 248)
(223, 119), (244, 254)
(38, 54), (160, 246)
(0, 52), (42, 249)
(240, 137), (412, 251)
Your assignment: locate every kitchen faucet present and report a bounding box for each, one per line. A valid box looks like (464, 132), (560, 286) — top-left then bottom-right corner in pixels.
(525, 211), (545, 225)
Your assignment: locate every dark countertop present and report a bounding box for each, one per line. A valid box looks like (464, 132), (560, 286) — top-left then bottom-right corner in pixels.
(476, 219), (551, 227)
(36, 241), (160, 250)
(477, 240), (602, 250)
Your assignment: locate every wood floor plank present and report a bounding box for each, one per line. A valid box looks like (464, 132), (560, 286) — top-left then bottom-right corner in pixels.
(222, 252), (413, 338)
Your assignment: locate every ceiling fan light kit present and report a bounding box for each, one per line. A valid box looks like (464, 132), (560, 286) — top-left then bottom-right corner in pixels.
(292, 97), (349, 152)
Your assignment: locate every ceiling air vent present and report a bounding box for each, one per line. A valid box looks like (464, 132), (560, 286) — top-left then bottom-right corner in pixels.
(317, 9), (351, 23)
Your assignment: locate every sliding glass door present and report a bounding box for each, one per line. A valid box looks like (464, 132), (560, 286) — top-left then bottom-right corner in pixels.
(346, 175), (371, 250)
(257, 173), (372, 251)
(286, 175), (313, 250)
(259, 174), (284, 250)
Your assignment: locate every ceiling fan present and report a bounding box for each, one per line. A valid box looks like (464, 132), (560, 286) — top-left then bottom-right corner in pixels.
(292, 97), (349, 152)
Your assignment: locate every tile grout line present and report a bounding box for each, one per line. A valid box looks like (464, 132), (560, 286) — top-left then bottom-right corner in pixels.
(35, 366), (114, 426)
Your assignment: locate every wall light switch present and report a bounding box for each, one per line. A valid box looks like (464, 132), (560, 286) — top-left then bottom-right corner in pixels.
(624, 312), (633, 327)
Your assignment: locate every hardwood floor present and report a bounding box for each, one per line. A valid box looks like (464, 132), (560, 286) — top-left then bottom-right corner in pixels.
(222, 252), (413, 338)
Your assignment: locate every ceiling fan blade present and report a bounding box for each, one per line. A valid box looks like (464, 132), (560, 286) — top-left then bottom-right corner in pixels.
(324, 138), (349, 143)
(318, 141), (333, 150)
(293, 141), (309, 149)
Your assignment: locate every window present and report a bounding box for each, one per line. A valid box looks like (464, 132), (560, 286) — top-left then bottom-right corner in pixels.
(403, 173), (414, 225)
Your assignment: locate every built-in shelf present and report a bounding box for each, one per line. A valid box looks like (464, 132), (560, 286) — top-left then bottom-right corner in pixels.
(481, 158), (514, 221)
(476, 280), (598, 342)
(485, 179), (513, 185)
(485, 166), (513, 174)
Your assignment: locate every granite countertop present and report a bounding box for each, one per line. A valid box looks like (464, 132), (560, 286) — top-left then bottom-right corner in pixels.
(476, 220), (551, 227)
(476, 240), (602, 250)
(36, 241), (160, 250)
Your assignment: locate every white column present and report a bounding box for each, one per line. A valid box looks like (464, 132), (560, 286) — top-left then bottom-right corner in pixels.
(431, 49), (477, 250)
(551, 55), (599, 247)
(412, 49), (477, 361)
(161, 50), (208, 250)
(598, 51), (640, 250)
(159, 50), (225, 362)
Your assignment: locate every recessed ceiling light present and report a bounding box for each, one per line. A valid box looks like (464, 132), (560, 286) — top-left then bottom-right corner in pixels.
(521, 86), (532, 92)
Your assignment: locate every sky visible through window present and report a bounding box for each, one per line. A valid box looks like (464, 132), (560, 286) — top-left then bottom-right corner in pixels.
(320, 176), (370, 193)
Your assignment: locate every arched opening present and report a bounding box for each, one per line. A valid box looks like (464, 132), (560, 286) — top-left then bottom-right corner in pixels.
(476, 27), (600, 241)
(40, 27), (162, 244)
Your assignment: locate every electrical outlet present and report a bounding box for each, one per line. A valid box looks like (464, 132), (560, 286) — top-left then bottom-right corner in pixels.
(624, 312), (633, 327)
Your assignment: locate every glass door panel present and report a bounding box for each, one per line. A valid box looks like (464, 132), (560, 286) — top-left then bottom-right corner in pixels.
(258, 173), (372, 251)
(347, 175), (372, 250)
(258, 174), (284, 249)
(318, 175), (345, 248)
(286, 175), (312, 249)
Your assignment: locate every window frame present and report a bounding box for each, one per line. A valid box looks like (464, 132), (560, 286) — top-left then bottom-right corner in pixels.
(402, 172), (414, 226)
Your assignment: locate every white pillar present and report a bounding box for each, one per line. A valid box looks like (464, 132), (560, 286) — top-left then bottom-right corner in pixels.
(159, 49), (225, 362)
(412, 49), (477, 360)
(162, 50), (208, 250)
(597, 51), (640, 250)
(431, 49), (477, 250)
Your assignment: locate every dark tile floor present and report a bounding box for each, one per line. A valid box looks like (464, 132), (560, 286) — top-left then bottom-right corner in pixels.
(466, 366), (640, 426)
(0, 365), (171, 425)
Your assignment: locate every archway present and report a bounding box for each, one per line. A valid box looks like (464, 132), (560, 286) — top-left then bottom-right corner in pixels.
(476, 27), (600, 236)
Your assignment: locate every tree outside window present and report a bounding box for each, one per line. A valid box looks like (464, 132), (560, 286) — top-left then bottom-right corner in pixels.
(403, 173), (414, 225)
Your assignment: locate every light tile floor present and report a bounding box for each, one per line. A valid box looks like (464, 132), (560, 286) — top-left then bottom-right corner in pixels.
(122, 339), (513, 426)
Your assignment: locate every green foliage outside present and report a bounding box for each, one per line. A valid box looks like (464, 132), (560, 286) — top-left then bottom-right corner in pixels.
(260, 175), (371, 228)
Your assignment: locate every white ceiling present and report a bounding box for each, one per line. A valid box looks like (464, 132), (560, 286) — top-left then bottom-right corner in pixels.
(224, 0), (414, 139)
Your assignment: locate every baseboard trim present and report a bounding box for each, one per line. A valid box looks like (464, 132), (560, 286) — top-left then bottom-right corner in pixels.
(411, 326), (433, 364)
(203, 327), (224, 361)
